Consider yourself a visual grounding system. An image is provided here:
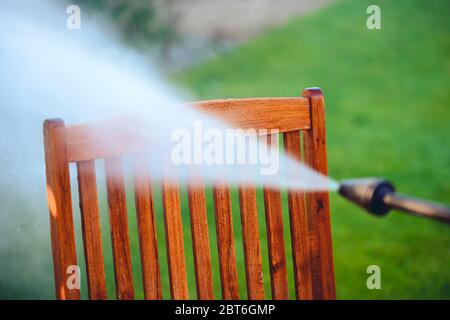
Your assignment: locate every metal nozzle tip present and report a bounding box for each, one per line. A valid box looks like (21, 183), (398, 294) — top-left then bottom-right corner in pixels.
(338, 178), (395, 215)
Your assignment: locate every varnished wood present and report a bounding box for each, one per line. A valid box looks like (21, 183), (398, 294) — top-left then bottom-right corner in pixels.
(187, 181), (215, 299)
(104, 157), (135, 300)
(283, 130), (313, 300)
(213, 185), (240, 300)
(192, 98), (310, 132)
(76, 160), (107, 300)
(44, 119), (80, 300)
(66, 118), (148, 163)
(263, 188), (289, 300)
(162, 180), (189, 300)
(133, 156), (162, 300)
(65, 98), (311, 162)
(238, 185), (265, 300)
(262, 134), (289, 300)
(302, 88), (336, 300)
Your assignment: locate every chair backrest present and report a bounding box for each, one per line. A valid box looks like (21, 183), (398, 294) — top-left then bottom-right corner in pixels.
(43, 87), (335, 300)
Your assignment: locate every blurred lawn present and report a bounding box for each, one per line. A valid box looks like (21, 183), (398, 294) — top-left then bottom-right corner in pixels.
(168, 0), (450, 299)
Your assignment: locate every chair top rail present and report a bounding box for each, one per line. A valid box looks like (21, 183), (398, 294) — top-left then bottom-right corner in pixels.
(65, 97), (311, 162)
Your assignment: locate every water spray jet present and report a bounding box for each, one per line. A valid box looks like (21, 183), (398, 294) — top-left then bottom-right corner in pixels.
(338, 178), (450, 224)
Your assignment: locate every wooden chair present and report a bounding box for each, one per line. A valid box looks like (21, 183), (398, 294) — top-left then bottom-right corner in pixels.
(43, 87), (335, 300)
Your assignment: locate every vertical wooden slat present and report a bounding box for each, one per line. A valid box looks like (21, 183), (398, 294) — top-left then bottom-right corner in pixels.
(133, 156), (162, 300)
(104, 157), (134, 300)
(302, 87), (336, 300)
(283, 130), (313, 300)
(263, 187), (289, 299)
(238, 185), (265, 300)
(161, 180), (189, 300)
(43, 119), (80, 300)
(262, 134), (289, 300)
(212, 185), (240, 300)
(187, 181), (214, 300)
(77, 160), (107, 300)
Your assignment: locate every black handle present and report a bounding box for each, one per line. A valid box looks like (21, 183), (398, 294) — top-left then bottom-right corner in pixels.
(383, 193), (450, 224)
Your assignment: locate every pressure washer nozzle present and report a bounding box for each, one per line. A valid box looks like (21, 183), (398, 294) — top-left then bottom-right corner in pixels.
(338, 178), (450, 223)
(338, 178), (395, 216)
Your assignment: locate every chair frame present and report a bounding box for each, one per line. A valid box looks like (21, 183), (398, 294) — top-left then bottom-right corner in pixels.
(43, 87), (335, 300)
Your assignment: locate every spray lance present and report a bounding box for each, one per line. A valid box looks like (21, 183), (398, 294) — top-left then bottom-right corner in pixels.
(338, 178), (450, 224)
